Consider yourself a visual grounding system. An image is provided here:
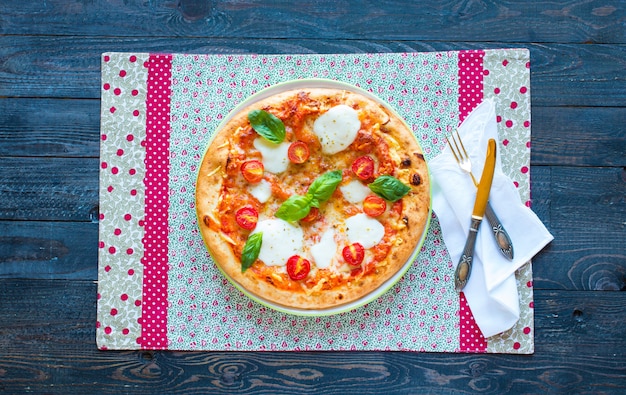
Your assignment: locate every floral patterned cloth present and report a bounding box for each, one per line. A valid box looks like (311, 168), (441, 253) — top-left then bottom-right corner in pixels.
(97, 49), (534, 353)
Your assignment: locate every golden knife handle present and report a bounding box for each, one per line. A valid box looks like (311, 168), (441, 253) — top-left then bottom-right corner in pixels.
(455, 217), (481, 292)
(484, 201), (514, 260)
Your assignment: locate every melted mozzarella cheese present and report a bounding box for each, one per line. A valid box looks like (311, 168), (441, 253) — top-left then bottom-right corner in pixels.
(345, 213), (385, 249)
(313, 105), (361, 154)
(310, 229), (337, 269)
(248, 179), (272, 203)
(252, 219), (303, 266)
(339, 180), (371, 204)
(253, 137), (290, 173)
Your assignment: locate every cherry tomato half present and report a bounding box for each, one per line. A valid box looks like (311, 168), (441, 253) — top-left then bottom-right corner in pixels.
(287, 141), (310, 164)
(286, 255), (311, 280)
(351, 156), (375, 180)
(363, 195), (387, 217)
(240, 160), (264, 183)
(300, 206), (321, 223)
(342, 243), (365, 266)
(235, 207), (259, 230)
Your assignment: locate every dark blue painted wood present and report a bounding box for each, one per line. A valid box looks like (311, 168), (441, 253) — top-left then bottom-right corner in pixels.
(0, 0), (625, 393)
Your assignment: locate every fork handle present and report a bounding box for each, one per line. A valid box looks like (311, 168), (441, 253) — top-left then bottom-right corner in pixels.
(455, 217), (481, 292)
(484, 201), (514, 260)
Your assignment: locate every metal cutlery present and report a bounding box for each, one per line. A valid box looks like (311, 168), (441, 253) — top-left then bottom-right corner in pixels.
(454, 139), (497, 292)
(448, 131), (514, 260)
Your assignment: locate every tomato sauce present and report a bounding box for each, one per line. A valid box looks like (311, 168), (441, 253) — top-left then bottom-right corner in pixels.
(350, 129), (375, 153)
(234, 127), (258, 151)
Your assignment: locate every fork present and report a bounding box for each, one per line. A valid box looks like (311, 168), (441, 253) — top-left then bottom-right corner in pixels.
(448, 131), (514, 260)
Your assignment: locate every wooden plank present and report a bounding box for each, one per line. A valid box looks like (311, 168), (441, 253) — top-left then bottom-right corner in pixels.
(531, 166), (626, 291)
(0, 165), (623, 293)
(532, 106), (626, 167)
(0, 37), (625, 107)
(0, 279), (624, 393)
(0, 1), (621, 393)
(0, 157), (99, 222)
(0, 221), (97, 280)
(0, 98), (100, 158)
(2, 97), (624, 167)
(528, 42), (626, 108)
(0, 0), (624, 44)
(0, 159), (599, 226)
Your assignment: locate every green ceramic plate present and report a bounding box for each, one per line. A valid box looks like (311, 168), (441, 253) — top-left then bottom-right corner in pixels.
(196, 78), (432, 316)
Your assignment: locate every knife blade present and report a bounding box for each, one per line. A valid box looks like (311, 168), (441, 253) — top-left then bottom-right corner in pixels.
(454, 138), (497, 292)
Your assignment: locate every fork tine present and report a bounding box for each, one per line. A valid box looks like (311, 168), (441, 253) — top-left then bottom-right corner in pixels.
(455, 130), (471, 160)
(447, 132), (461, 163)
(448, 130), (478, 187)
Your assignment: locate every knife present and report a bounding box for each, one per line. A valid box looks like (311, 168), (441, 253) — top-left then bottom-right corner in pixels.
(454, 138), (497, 292)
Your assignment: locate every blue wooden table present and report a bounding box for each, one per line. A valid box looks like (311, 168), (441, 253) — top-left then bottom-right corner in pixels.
(0, 1), (625, 393)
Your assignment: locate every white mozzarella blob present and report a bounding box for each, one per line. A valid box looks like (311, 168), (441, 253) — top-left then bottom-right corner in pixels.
(339, 180), (371, 204)
(248, 179), (272, 203)
(310, 229), (337, 269)
(345, 213), (385, 249)
(253, 137), (290, 173)
(252, 219), (303, 266)
(313, 105), (361, 154)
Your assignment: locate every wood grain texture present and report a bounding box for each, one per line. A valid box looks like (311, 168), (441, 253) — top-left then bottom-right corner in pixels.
(0, 221), (97, 280)
(531, 106), (626, 167)
(1, 165), (623, 294)
(1, 37), (625, 107)
(0, 157), (99, 222)
(0, 279), (625, 394)
(1, 0), (624, 392)
(531, 166), (626, 291)
(2, 96), (625, 167)
(0, 0), (624, 44)
(0, 98), (100, 158)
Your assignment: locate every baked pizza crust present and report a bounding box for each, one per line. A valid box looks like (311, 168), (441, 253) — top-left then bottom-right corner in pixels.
(196, 86), (430, 312)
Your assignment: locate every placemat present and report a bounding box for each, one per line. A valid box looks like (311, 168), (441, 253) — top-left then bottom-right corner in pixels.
(96, 49), (535, 353)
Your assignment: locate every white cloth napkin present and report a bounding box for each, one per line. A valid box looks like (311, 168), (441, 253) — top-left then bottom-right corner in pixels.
(429, 99), (553, 338)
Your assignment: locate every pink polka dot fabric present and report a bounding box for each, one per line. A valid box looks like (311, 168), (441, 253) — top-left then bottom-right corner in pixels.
(459, 292), (488, 352)
(139, 54), (172, 349)
(457, 50), (488, 353)
(458, 50), (485, 122)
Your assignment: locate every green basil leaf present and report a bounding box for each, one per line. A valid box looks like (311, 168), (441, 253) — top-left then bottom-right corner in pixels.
(275, 195), (313, 222)
(306, 170), (342, 206)
(274, 171), (342, 222)
(368, 175), (411, 202)
(241, 232), (263, 273)
(248, 109), (286, 144)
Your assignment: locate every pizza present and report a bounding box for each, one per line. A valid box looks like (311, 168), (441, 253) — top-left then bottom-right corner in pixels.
(196, 83), (430, 311)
